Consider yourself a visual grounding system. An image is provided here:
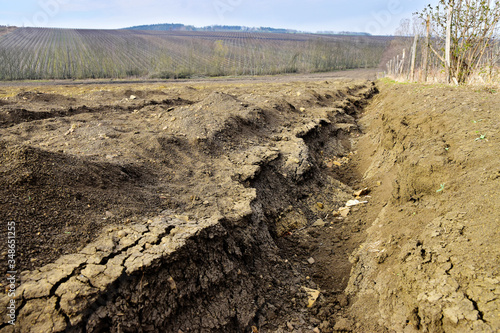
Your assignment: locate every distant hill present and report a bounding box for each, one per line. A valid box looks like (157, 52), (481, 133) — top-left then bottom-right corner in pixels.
(123, 23), (301, 34)
(123, 23), (197, 31)
(317, 31), (372, 36)
(123, 23), (370, 36)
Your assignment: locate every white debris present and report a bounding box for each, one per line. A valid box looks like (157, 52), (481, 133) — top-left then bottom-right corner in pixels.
(346, 199), (368, 207)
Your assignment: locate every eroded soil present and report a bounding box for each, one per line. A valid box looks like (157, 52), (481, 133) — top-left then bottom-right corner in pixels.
(345, 80), (500, 333)
(0, 73), (498, 332)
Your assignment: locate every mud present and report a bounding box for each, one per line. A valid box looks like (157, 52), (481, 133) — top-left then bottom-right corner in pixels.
(0, 74), (498, 332)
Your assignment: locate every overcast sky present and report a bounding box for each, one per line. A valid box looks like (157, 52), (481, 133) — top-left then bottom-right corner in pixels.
(1, 0), (437, 35)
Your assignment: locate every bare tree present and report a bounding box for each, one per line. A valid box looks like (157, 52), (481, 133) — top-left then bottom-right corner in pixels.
(419, 0), (500, 83)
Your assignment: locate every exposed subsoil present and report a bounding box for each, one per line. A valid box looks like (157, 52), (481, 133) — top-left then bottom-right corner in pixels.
(0, 73), (498, 332)
(345, 80), (499, 333)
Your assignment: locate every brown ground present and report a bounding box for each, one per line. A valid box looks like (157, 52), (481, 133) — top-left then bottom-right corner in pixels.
(0, 71), (376, 275)
(345, 80), (500, 333)
(0, 71), (498, 332)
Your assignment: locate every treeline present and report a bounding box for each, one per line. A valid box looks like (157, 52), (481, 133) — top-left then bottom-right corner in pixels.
(0, 28), (389, 81)
(318, 31), (372, 36)
(125, 23), (371, 35)
(123, 23), (197, 31)
(123, 23), (301, 34)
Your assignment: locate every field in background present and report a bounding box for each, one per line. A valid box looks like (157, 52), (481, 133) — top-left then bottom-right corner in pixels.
(0, 27), (390, 81)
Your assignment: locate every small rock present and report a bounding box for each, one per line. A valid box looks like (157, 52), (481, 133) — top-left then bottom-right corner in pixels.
(167, 276), (177, 290)
(313, 328), (320, 333)
(312, 219), (326, 227)
(287, 322), (294, 330)
(353, 188), (370, 197)
(307, 257), (316, 265)
(431, 230), (441, 237)
(317, 202), (324, 209)
(303, 287), (321, 307)
(300, 107), (306, 112)
(117, 230), (127, 238)
(331, 211), (340, 217)
(167, 107), (175, 112)
(130, 95), (137, 100)
(339, 207), (350, 217)
(105, 211), (114, 218)
(333, 161), (342, 167)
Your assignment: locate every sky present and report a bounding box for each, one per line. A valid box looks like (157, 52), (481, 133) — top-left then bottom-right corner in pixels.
(0, 0), (438, 35)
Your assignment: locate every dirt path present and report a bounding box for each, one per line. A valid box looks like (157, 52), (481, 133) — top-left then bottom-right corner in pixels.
(0, 69), (380, 88)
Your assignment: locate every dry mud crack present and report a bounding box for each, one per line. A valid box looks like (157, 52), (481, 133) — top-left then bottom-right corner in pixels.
(0, 76), (498, 332)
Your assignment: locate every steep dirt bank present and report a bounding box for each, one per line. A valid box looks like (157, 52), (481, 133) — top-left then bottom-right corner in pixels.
(346, 80), (499, 332)
(0, 78), (378, 332)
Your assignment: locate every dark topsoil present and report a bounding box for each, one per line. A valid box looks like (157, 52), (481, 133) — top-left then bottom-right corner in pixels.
(0, 72), (498, 332)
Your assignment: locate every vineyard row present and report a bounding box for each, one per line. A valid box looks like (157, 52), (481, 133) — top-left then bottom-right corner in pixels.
(0, 28), (390, 80)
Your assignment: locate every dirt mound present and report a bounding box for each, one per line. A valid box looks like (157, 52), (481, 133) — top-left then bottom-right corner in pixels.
(172, 91), (264, 143)
(0, 77), (380, 332)
(0, 144), (140, 187)
(0, 79), (377, 277)
(0, 108), (54, 127)
(0, 144), (165, 271)
(16, 91), (75, 104)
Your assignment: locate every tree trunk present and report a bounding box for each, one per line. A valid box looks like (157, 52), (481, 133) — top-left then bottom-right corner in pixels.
(410, 34), (419, 82)
(445, 2), (453, 83)
(399, 49), (406, 76)
(422, 15), (430, 82)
